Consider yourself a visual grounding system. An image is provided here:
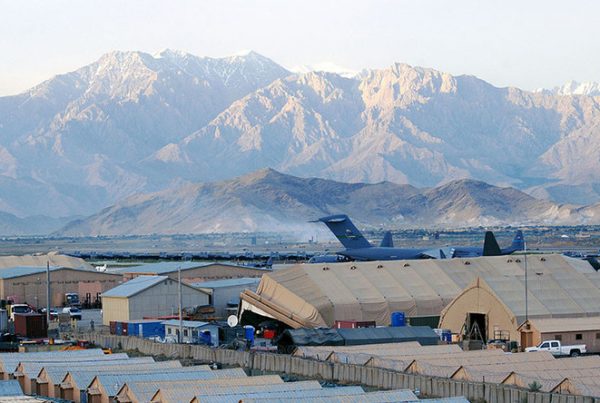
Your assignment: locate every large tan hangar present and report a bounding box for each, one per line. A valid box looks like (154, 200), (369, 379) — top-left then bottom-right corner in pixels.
(0, 265), (121, 307)
(114, 262), (270, 282)
(240, 254), (599, 330)
(101, 275), (210, 325)
(439, 264), (600, 342)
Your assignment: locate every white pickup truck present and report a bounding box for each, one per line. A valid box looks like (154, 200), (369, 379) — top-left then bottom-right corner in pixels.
(525, 340), (586, 357)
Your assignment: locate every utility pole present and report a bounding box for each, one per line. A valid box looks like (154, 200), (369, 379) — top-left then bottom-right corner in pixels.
(46, 261), (50, 328)
(524, 241), (528, 322)
(178, 265), (183, 343)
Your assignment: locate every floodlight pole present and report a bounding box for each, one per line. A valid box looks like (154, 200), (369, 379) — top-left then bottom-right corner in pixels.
(46, 261), (50, 328)
(524, 241), (528, 322)
(178, 265), (183, 343)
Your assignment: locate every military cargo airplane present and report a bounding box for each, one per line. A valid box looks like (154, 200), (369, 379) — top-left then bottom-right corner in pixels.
(310, 214), (524, 262)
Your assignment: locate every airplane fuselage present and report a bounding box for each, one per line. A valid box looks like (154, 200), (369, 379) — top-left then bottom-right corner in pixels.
(338, 247), (429, 261)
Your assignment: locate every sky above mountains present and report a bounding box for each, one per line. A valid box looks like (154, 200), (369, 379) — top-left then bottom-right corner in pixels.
(1, 0), (599, 96)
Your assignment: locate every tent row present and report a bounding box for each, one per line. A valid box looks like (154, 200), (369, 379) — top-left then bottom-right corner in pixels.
(293, 343), (600, 397)
(0, 348), (471, 403)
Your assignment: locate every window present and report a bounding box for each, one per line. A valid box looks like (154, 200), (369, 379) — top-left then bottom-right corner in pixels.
(576, 334), (583, 340)
(540, 342), (549, 348)
(550, 342), (559, 348)
(555, 335), (562, 341)
(596, 333), (600, 340)
(167, 328), (172, 334)
(184, 329), (188, 337)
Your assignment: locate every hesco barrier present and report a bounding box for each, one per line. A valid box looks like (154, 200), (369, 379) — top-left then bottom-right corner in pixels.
(82, 333), (599, 403)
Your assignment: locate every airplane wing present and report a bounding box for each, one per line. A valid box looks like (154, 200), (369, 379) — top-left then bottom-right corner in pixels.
(419, 248), (453, 259)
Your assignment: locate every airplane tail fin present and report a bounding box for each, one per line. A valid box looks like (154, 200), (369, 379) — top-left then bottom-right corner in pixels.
(511, 230), (525, 252)
(315, 214), (372, 249)
(380, 231), (394, 247)
(483, 231), (502, 256)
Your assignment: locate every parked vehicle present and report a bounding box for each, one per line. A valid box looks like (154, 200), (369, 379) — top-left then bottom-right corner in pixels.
(525, 340), (586, 356)
(9, 304), (33, 321)
(38, 308), (58, 320)
(62, 307), (82, 321)
(64, 293), (80, 307)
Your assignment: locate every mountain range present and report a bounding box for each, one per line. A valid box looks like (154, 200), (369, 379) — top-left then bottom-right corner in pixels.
(1, 50), (600, 234)
(59, 168), (600, 236)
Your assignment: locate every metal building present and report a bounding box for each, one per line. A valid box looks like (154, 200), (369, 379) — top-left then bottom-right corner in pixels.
(113, 262), (270, 282)
(193, 277), (260, 318)
(101, 276), (210, 325)
(518, 317), (600, 352)
(0, 266), (121, 308)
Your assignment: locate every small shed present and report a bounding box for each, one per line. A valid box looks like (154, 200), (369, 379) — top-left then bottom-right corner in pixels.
(162, 320), (219, 346)
(193, 277), (261, 318)
(518, 317), (600, 352)
(101, 276), (210, 325)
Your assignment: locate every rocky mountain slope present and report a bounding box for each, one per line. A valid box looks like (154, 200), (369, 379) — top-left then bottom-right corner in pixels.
(0, 50), (290, 216)
(58, 169), (599, 236)
(2, 50), (600, 233)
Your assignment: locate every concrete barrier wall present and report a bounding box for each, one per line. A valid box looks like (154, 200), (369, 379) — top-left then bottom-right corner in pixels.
(82, 333), (599, 403)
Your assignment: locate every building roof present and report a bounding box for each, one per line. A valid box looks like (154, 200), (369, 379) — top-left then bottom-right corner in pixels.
(241, 389), (420, 403)
(195, 386), (366, 402)
(42, 360), (178, 383)
(127, 375), (287, 402)
(0, 349), (105, 373)
(241, 254), (600, 328)
(65, 363), (206, 390)
(113, 261), (270, 275)
(161, 320), (211, 328)
(0, 265), (114, 280)
(338, 326), (440, 346)
(112, 262), (204, 275)
(92, 368), (247, 396)
(192, 277), (261, 289)
(101, 275), (209, 299)
(101, 276), (169, 298)
(18, 353), (132, 376)
(0, 380), (23, 397)
(521, 317), (600, 333)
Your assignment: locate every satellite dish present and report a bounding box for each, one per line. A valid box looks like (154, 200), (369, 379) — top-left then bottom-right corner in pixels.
(227, 315), (239, 327)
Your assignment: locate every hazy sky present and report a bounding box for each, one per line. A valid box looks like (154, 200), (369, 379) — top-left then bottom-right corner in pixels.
(1, 0), (598, 95)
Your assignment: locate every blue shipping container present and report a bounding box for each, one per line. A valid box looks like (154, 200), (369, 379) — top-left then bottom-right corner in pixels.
(115, 322), (122, 335)
(127, 320), (164, 338)
(127, 322), (139, 337)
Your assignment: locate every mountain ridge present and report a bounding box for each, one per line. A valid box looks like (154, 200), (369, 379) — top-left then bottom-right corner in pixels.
(2, 50), (600, 227)
(57, 169), (599, 236)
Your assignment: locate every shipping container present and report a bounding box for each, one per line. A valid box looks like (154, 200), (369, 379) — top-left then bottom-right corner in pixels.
(127, 320), (164, 339)
(120, 322), (128, 336)
(334, 320), (376, 329)
(109, 321), (117, 335)
(115, 321), (122, 335)
(14, 313), (47, 338)
(127, 322), (138, 337)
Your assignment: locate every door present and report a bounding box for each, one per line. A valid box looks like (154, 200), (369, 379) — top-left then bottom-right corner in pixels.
(467, 313), (487, 341)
